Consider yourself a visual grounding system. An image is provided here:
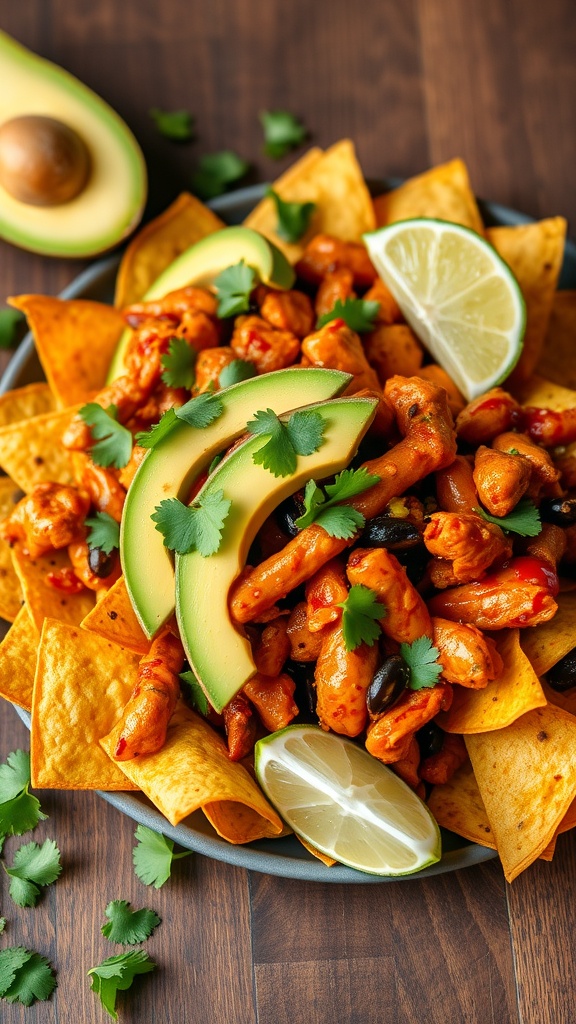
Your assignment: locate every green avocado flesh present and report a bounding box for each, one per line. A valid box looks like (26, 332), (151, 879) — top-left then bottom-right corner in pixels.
(0, 30), (146, 257)
(107, 226), (296, 381)
(121, 367), (351, 639)
(175, 395), (378, 713)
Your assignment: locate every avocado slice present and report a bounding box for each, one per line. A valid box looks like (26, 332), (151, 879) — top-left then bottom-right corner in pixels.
(0, 30), (146, 256)
(175, 395), (378, 713)
(108, 225), (295, 381)
(121, 367), (351, 639)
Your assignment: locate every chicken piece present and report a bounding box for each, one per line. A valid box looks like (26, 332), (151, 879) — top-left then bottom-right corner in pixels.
(420, 733), (468, 785)
(194, 346), (237, 392)
(423, 511), (512, 584)
(67, 540), (122, 592)
(346, 547), (432, 643)
(135, 382), (188, 425)
(431, 617), (503, 688)
(456, 388), (520, 445)
(123, 322), (177, 390)
(526, 523), (567, 570)
(253, 618), (291, 676)
(295, 234), (377, 288)
(366, 683), (453, 763)
(314, 268), (355, 319)
(286, 602), (326, 661)
(436, 456), (478, 514)
(364, 324), (424, 385)
(522, 406), (576, 447)
(389, 736), (424, 794)
(314, 623), (379, 737)
(229, 375), (457, 624)
(428, 560), (558, 629)
(258, 286), (315, 337)
(118, 445), (146, 490)
(72, 454), (126, 522)
(491, 431), (561, 494)
(301, 320), (381, 394)
(472, 445), (531, 517)
(0, 482), (89, 558)
(122, 285), (218, 327)
(363, 278), (402, 325)
(231, 315), (300, 373)
(222, 693), (258, 761)
(243, 673), (298, 732)
(352, 387), (395, 437)
(305, 557), (348, 632)
(428, 559), (459, 589)
(416, 365), (466, 418)
(113, 632), (185, 760)
(178, 310), (221, 351)
(62, 371), (151, 451)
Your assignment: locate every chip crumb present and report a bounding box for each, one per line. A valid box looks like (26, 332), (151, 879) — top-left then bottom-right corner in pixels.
(108, 610), (118, 620)
(537, 730), (548, 741)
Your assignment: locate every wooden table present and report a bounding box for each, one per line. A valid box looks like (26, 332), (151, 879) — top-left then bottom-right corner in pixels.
(1, 2), (575, 1021)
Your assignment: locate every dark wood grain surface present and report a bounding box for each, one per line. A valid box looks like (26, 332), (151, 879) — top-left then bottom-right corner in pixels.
(0, 2), (575, 1021)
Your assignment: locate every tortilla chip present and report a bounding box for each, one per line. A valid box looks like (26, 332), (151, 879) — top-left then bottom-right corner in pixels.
(101, 702), (284, 841)
(0, 606), (37, 711)
(9, 296), (124, 408)
(244, 140), (375, 263)
(115, 193), (226, 308)
(512, 373), (576, 412)
(520, 592), (576, 677)
(296, 835), (337, 866)
(11, 543), (95, 633)
(31, 619), (139, 790)
(428, 760), (495, 849)
(0, 383), (56, 427)
(537, 291), (576, 390)
(0, 405), (78, 492)
(373, 158), (484, 234)
(81, 576), (150, 655)
(487, 218), (567, 384)
(437, 630), (546, 734)
(0, 476), (24, 622)
(466, 703), (576, 881)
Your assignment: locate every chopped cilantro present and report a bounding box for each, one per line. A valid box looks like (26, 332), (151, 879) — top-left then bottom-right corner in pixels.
(317, 297), (380, 333)
(0, 947), (56, 1006)
(160, 336), (196, 389)
(4, 838), (62, 908)
(180, 670), (210, 717)
(136, 408), (179, 449)
(508, 447), (521, 456)
(177, 391), (224, 428)
(101, 900), (161, 946)
(338, 585), (385, 652)
(214, 261), (257, 318)
(265, 187), (315, 243)
(132, 824), (193, 889)
(475, 498), (542, 537)
(192, 150), (249, 200)
(151, 490), (231, 556)
(218, 358), (257, 388)
(0, 309), (24, 349)
(0, 918), (5, 934)
(247, 407), (325, 478)
(88, 949), (155, 1020)
(0, 750), (46, 838)
(78, 404), (132, 469)
(400, 636), (443, 690)
(149, 107), (194, 141)
(294, 468), (380, 538)
(85, 512), (120, 556)
(260, 110), (307, 159)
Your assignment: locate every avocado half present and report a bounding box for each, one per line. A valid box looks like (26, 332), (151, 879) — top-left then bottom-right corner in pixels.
(0, 30), (147, 257)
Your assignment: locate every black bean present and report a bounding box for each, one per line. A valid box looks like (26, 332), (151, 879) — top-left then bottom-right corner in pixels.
(361, 515), (422, 553)
(416, 722), (444, 760)
(284, 659), (317, 723)
(547, 648), (576, 692)
(539, 497), (576, 527)
(275, 491), (306, 537)
(88, 546), (115, 579)
(366, 655), (410, 717)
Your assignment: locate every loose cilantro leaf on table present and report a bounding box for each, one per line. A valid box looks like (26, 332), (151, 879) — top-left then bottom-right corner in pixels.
(219, 358), (257, 388)
(149, 107), (195, 141)
(338, 585), (385, 652)
(475, 498), (542, 537)
(180, 670), (210, 717)
(400, 636), (443, 690)
(152, 490), (231, 556)
(192, 150), (249, 200)
(88, 949), (155, 1020)
(317, 297), (380, 332)
(79, 404), (132, 469)
(4, 838), (62, 908)
(101, 900), (161, 946)
(0, 948), (56, 1006)
(214, 261), (257, 318)
(266, 187), (315, 243)
(247, 407), (325, 478)
(0, 750), (46, 838)
(85, 512), (120, 555)
(0, 309), (24, 349)
(294, 467), (380, 538)
(160, 336), (196, 389)
(133, 824), (193, 889)
(260, 110), (307, 158)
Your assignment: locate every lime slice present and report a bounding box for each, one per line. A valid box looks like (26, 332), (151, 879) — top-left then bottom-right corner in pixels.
(254, 725), (441, 876)
(363, 218), (526, 400)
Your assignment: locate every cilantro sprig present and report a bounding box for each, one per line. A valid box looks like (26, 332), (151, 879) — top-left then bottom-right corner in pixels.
(400, 637), (443, 690)
(88, 950), (155, 1021)
(247, 408), (325, 478)
(85, 511), (120, 555)
(192, 150), (250, 200)
(218, 358), (257, 388)
(266, 187), (316, 243)
(474, 498), (542, 537)
(338, 585), (385, 652)
(136, 393), (224, 450)
(101, 901), (161, 946)
(160, 337), (196, 389)
(149, 107), (195, 141)
(214, 261), (257, 318)
(152, 489), (231, 556)
(0, 947), (56, 1006)
(78, 404), (132, 469)
(132, 825), (193, 888)
(0, 750), (46, 839)
(3, 838), (62, 908)
(294, 468), (380, 538)
(260, 110), (307, 158)
(317, 297), (380, 333)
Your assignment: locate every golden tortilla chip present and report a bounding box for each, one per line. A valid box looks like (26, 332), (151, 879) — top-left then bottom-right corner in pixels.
(101, 702), (284, 841)
(537, 290), (576, 390)
(0, 383), (56, 427)
(0, 606), (37, 711)
(373, 158), (484, 234)
(115, 193), (226, 308)
(487, 217), (567, 384)
(437, 630), (546, 734)
(11, 543), (94, 633)
(0, 476), (24, 622)
(296, 835), (337, 866)
(0, 405), (78, 492)
(9, 296), (124, 408)
(31, 619), (139, 790)
(512, 373), (576, 412)
(81, 575), (150, 655)
(244, 140), (375, 263)
(466, 703), (576, 881)
(521, 592), (576, 677)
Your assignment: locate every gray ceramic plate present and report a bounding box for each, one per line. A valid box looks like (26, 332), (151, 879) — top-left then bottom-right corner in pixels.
(4, 184), (575, 882)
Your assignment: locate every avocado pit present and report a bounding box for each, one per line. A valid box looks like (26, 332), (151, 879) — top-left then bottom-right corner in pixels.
(0, 114), (90, 207)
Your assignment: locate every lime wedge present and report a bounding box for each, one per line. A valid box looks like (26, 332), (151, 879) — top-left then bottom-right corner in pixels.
(254, 725), (441, 876)
(363, 218), (526, 400)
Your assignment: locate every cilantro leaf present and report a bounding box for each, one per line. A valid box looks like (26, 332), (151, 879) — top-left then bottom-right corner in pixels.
(214, 261), (257, 318)
(101, 900), (161, 945)
(317, 297), (380, 333)
(400, 636), (443, 690)
(0, 948), (56, 1006)
(218, 358), (257, 388)
(136, 408), (179, 449)
(286, 409), (326, 456)
(192, 150), (249, 200)
(475, 498), (542, 538)
(312, 505), (366, 540)
(149, 107), (194, 141)
(88, 949), (155, 1020)
(294, 467), (380, 536)
(265, 187), (315, 243)
(160, 336), (196, 389)
(0, 750), (31, 801)
(85, 512), (120, 556)
(79, 404), (132, 469)
(260, 110), (307, 158)
(0, 309), (24, 349)
(0, 751), (46, 838)
(176, 391), (224, 428)
(180, 670), (210, 717)
(248, 408), (325, 478)
(151, 490), (231, 556)
(324, 467), (381, 504)
(0, 918), (5, 934)
(338, 585), (385, 652)
(132, 824), (193, 888)
(5, 838), (62, 908)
